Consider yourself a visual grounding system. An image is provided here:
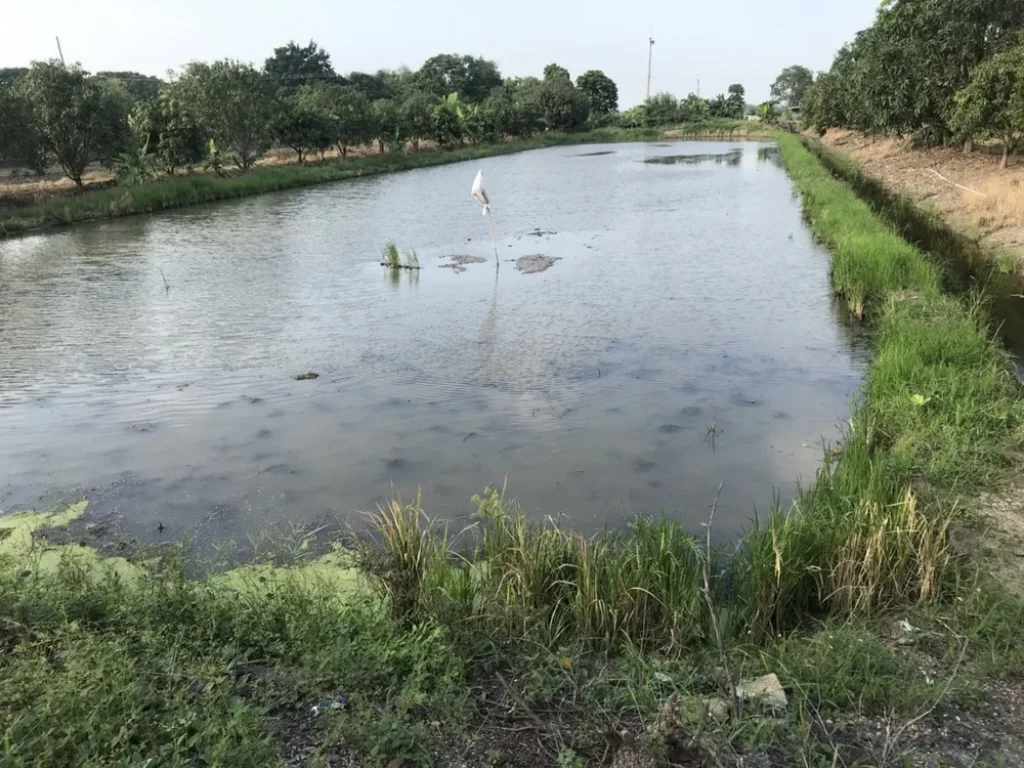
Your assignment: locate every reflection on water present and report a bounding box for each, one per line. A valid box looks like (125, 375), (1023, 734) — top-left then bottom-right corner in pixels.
(643, 149), (743, 166)
(0, 142), (869, 543)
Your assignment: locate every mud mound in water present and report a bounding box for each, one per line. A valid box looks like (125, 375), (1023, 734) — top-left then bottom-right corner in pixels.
(515, 255), (560, 274)
(440, 254), (488, 273)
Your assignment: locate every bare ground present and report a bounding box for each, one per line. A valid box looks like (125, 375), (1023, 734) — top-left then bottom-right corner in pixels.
(819, 129), (1024, 263)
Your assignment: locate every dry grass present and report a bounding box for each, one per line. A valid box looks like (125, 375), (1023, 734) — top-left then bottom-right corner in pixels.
(966, 175), (1024, 230)
(819, 128), (1024, 263)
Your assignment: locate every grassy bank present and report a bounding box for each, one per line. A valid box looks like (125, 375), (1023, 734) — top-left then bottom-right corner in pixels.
(3, 131), (1024, 766)
(0, 122), (765, 239)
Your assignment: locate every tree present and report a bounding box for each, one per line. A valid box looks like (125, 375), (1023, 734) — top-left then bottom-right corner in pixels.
(134, 85), (207, 175)
(644, 92), (680, 126)
(543, 64), (572, 84)
(770, 65), (814, 108)
(264, 40), (336, 86)
(679, 93), (709, 123)
(725, 84), (745, 119)
(97, 71), (163, 102)
(415, 54), (502, 103)
(951, 42), (1024, 167)
(15, 61), (131, 185)
(802, 0), (1024, 139)
(576, 70), (618, 115)
(347, 71), (395, 101)
(707, 94), (731, 118)
(538, 79), (588, 131)
(621, 105), (647, 129)
(400, 91), (434, 150)
(758, 101), (778, 123)
(176, 61), (275, 170)
(370, 98), (402, 154)
(431, 92), (464, 147)
(0, 67), (28, 89)
(273, 90), (332, 163)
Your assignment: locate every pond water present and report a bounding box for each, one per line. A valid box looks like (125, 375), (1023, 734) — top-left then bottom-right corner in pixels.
(0, 142), (869, 543)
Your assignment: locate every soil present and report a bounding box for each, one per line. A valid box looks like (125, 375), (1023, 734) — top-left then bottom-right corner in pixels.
(818, 129), (1024, 263)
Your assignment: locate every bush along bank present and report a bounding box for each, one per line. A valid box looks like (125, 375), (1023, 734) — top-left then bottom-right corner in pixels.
(4, 135), (1024, 767)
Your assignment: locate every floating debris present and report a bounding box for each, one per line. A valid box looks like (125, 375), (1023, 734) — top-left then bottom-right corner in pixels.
(295, 372), (319, 381)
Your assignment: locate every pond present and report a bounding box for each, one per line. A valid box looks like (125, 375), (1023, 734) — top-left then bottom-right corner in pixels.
(0, 141), (869, 543)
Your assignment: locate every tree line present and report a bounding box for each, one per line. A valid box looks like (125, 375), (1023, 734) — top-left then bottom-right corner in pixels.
(0, 39), (758, 188)
(794, 0), (1024, 167)
(0, 42), (621, 186)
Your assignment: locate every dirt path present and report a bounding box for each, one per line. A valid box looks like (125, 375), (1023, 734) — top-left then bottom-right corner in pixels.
(819, 129), (1024, 263)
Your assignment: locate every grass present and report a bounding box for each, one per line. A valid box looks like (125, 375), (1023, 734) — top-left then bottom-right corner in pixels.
(4, 130), (1024, 766)
(0, 124), (738, 239)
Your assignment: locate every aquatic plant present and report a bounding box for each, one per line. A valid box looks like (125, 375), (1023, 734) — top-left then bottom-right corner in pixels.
(381, 240), (401, 269)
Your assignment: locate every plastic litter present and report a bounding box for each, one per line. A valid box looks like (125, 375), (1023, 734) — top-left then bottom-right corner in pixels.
(311, 693), (351, 716)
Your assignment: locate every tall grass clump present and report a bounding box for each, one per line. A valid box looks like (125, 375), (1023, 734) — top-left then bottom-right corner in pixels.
(362, 488), (708, 654)
(381, 241), (401, 269)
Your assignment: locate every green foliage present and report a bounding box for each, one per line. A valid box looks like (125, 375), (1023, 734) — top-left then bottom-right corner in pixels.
(951, 40), (1024, 167)
(400, 92), (434, 150)
(347, 69), (414, 102)
(297, 82), (370, 158)
(131, 86), (207, 175)
(770, 65), (814, 108)
(757, 101), (778, 123)
(273, 89), (333, 163)
(430, 92), (464, 148)
(803, 0), (1024, 140)
(726, 83), (745, 118)
(538, 78), (589, 132)
(543, 63), (572, 85)
(96, 71), (163, 102)
(576, 69), (619, 115)
(0, 552), (468, 767)
(644, 92), (680, 126)
(0, 86), (44, 173)
(0, 67), (28, 89)
(263, 39), (336, 86)
(14, 61), (131, 185)
(678, 93), (709, 123)
(415, 54), (502, 103)
(370, 98), (402, 154)
(485, 79), (543, 138)
(176, 60), (275, 170)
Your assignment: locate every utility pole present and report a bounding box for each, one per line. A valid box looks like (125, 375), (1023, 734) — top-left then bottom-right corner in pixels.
(55, 36), (65, 66)
(697, 79), (701, 97)
(646, 30), (655, 101)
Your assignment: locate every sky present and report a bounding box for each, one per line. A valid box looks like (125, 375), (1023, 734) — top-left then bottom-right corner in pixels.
(1, 0), (880, 106)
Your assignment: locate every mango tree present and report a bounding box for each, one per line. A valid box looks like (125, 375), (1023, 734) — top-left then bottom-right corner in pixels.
(951, 42), (1024, 167)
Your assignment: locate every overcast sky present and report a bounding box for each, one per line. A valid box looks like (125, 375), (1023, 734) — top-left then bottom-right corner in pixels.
(2, 0), (879, 106)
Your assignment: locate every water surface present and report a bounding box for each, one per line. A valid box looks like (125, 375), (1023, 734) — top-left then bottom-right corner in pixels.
(0, 142), (868, 541)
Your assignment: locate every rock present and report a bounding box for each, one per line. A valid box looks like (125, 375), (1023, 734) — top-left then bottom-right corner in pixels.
(736, 673), (787, 715)
(295, 372), (319, 381)
(701, 697), (730, 720)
